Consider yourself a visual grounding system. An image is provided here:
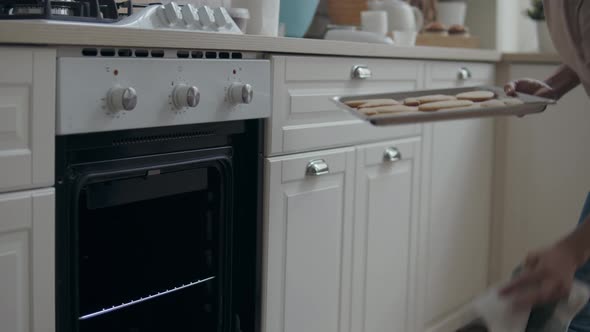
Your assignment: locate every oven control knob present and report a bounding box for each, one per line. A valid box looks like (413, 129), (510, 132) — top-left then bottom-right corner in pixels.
(159, 2), (181, 25)
(108, 86), (137, 112)
(213, 7), (232, 28)
(197, 6), (215, 27)
(181, 4), (199, 26)
(173, 84), (200, 109)
(228, 83), (253, 104)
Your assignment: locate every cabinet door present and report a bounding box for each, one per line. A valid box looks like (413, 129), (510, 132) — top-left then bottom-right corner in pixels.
(0, 48), (56, 193)
(262, 147), (355, 332)
(351, 138), (421, 332)
(418, 61), (495, 332)
(0, 188), (55, 332)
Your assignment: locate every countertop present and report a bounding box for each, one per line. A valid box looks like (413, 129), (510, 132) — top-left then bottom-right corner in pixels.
(502, 52), (562, 64)
(0, 20), (501, 62)
(0, 21), (564, 64)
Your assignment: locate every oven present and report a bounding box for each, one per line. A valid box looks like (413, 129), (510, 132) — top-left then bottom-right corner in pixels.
(54, 49), (270, 332)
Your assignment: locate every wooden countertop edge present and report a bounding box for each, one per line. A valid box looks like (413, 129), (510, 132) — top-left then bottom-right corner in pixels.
(0, 20), (501, 62)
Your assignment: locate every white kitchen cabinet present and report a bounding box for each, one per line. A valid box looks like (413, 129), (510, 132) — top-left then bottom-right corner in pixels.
(351, 137), (421, 332)
(267, 55), (422, 155)
(416, 61), (495, 332)
(491, 63), (590, 281)
(0, 48), (56, 193)
(262, 147), (355, 332)
(0, 188), (55, 332)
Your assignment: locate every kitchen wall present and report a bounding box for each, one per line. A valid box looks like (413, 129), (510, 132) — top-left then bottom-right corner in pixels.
(466, 0), (541, 52)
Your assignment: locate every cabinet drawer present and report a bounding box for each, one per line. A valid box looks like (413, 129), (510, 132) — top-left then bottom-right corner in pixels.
(268, 56), (422, 155)
(0, 48), (56, 193)
(426, 61), (495, 88)
(267, 146), (353, 182)
(285, 56), (421, 82)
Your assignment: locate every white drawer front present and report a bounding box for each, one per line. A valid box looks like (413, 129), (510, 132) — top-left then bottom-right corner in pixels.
(426, 61), (495, 89)
(268, 56), (422, 155)
(0, 48), (55, 193)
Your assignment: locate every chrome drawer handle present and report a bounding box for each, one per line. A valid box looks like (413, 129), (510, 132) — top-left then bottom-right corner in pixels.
(352, 65), (372, 79)
(383, 147), (402, 163)
(306, 159), (330, 176)
(457, 67), (472, 81)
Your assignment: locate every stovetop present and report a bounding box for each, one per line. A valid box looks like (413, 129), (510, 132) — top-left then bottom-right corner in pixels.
(0, 0), (126, 22)
(0, 0), (243, 33)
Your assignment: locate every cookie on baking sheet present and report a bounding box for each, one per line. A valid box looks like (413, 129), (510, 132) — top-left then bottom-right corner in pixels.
(419, 99), (474, 112)
(345, 98), (399, 108)
(499, 97), (525, 106)
(456, 90), (496, 102)
(362, 105), (419, 114)
(404, 94), (456, 106)
(478, 99), (506, 108)
(358, 108), (379, 116)
(358, 99), (400, 108)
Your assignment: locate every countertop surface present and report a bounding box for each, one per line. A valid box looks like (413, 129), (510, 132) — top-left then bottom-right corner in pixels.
(502, 52), (562, 64)
(0, 20), (502, 62)
(0, 21), (564, 64)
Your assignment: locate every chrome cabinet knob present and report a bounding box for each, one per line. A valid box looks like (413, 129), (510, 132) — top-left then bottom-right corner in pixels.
(306, 159), (330, 176)
(107, 86), (137, 112)
(228, 83), (254, 104)
(383, 147), (402, 163)
(457, 67), (472, 81)
(172, 84), (200, 109)
(352, 65), (372, 79)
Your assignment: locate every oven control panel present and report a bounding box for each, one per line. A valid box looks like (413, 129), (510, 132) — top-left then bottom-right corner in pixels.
(57, 57), (271, 134)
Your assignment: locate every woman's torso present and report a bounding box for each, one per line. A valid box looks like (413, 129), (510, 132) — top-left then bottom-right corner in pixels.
(543, 0), (590, 96)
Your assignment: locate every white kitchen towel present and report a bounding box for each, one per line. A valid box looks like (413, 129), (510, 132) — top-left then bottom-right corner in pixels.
(472, 280), (590, 332)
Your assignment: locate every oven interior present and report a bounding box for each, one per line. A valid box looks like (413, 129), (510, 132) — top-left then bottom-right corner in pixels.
(56, 121), (262, 332)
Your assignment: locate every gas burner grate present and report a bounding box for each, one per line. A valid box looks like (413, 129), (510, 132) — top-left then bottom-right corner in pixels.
(0, 0), (127, 21)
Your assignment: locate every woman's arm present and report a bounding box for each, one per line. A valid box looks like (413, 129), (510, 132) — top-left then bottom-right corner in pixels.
(505, 64), (580, 100)
(500, 216), (590, 309)
(544, 64), (581, 99)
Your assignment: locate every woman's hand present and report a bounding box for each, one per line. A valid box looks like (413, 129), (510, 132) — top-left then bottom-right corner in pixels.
(504, 78), (557, 99)
(500, 242), (579, 310)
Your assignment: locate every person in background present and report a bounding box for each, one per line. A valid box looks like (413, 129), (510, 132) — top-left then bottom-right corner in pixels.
(500, 1), (590, 331)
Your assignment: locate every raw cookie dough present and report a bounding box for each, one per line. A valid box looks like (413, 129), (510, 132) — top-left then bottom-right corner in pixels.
(456, 90), (496, 102)
(361, 105), (419, 114)
(419, 99), (474, 112)
(345, 98), (399, 108)
(404, 94), (457, 106)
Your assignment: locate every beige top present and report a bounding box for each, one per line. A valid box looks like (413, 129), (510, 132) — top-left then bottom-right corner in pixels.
(544, 0), (590, 95)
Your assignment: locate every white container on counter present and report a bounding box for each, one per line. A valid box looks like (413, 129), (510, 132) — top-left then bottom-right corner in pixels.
(231, 0), (280, 36)
(437, 1), (467, 26)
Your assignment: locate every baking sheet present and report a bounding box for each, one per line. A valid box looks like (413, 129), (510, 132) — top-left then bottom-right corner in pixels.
(332, 86), (556, 126)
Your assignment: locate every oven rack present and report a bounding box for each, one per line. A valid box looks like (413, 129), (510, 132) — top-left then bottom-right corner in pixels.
(79, 275), (216, 320)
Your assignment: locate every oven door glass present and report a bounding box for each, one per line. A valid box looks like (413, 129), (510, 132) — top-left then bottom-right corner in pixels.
(74, 149), (232, 332)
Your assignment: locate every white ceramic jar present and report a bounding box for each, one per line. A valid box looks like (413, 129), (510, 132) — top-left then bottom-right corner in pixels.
(231, 0), (280, 36)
